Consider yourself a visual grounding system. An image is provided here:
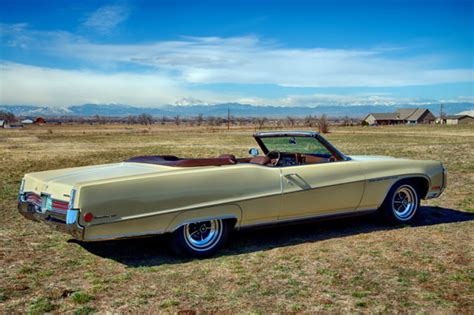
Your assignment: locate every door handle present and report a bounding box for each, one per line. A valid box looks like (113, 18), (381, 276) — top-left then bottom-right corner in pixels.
(283, 174), (312, 190)
(284, 173), (297, 184)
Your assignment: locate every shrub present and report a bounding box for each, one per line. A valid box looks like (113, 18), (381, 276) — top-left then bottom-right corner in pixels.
(318, 114), (330, 133)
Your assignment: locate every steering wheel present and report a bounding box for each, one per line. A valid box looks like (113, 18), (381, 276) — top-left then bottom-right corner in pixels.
(266, 150), (281, 166)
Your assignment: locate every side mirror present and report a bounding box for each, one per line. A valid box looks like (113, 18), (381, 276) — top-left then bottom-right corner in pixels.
(248, 148), (259, 156)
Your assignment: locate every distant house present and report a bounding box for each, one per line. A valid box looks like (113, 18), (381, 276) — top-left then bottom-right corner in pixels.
(445, 115), (474, 125)
(21, 119), (34, 124)
(34, 117), (46, 124)
(364, 113), (400, 125)
(363, 108), (436, 125)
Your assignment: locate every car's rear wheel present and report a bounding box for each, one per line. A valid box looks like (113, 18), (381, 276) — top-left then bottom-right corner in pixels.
(380, 180), (420, 224)
(170, 219), (230, 257)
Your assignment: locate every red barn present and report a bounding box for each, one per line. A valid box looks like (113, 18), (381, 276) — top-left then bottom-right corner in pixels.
(34, 117), (46, 124)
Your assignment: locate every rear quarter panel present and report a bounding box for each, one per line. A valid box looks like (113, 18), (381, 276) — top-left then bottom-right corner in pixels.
(357, 159), (443, 210)
(76, 164), (281, 240)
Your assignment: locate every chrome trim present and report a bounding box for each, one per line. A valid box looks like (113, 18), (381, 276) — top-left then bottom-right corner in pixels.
(441, 164), (447, 193)
(240, 209), (378, 230)
(18, 178), (25, 201)
(21, 192), (70, 215)
(85, 229), (167, 241)
(68, 189), (77, 210)
(183, 219), (223, 252)
(378, 174), (431, 205)
(18, 200), (84, 240)
(253, 131), (349, 161)
(254, 131), (319, 137)
(170, 214), (238, 232)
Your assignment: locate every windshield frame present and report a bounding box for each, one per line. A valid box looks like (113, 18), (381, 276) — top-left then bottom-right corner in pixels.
(253, 131), (349, 161)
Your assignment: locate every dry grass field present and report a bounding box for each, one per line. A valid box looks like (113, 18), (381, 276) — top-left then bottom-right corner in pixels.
(0, 124), (473, 314)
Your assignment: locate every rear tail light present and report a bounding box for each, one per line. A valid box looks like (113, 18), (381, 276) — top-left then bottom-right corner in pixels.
(83, 213), (94, 222)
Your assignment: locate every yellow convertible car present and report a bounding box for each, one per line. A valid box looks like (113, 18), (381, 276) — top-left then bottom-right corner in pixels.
(18, 131), (446, 257)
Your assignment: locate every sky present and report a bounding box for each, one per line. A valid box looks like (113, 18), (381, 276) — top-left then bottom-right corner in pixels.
(0, 0), (473, 107)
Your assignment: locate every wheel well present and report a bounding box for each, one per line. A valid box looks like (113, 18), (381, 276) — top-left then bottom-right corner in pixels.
(399, 177), (430, 199)
(225, 218), (238, 230)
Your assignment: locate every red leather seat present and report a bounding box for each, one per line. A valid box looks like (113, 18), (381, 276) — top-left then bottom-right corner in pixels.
(249, 156), (271, 165)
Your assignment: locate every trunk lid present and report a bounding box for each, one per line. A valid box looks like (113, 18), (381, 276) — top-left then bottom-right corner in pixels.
(23, 162), (170, 201)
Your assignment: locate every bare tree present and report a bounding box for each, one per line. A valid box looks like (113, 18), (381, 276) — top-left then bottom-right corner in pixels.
(215, 117), (225, 126)
(286, 116), (295, 127)
(173, 115), (181, 126)
(127, 115), (137, 125)
(196, 113), (204, 126)
(304, 115), (317, 127)
(276, 119), (283, 128)
(94, 114), (108, 124)
(160, 116), (167, 125)
(318, 114), (330, 133)
(137, 113), (153, 125)
(207, 116), (216, 126)
(342, 116), (352, 126)
(227, 115), (235, 128)
(236, 117), (246, 126)
(256, 117), (267, 129)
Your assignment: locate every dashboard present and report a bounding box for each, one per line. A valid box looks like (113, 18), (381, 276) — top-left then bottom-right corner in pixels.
(269, 152), (332, 167)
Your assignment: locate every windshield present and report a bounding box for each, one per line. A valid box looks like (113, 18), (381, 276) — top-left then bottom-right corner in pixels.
(259, 136), (332, 156)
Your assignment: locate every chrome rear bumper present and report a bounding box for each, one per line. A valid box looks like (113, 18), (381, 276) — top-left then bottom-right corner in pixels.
(18, 201), (84, 240)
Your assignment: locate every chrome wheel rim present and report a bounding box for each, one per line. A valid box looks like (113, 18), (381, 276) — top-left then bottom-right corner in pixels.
(183, 219), (223, 251)
(392, 185), (417, 220)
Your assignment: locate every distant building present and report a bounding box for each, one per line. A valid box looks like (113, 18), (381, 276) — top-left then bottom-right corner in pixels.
(364, 113), (399, 125)
(21, 119), (34, 124)
(444, 115), (474, 125)
(34, 117), (46, 124)
(363, 108), (436, 125)
(0, 120), (8, 128)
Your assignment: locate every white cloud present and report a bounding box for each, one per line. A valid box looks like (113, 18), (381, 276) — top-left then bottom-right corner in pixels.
(82, 5), (130, 33)
(235, 94), (442, 107)
(48, 36), (473, 88)
(0, 62), (188, 106)
(1, 24), (472, 88)
(0, 23), (473, 107)
(0, 62), (471, 107)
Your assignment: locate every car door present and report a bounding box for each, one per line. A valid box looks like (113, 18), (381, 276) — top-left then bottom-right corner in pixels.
(279, 161), (366, 220)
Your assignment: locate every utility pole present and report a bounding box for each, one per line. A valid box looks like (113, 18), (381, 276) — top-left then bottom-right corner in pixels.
(440, 103), (445, 124)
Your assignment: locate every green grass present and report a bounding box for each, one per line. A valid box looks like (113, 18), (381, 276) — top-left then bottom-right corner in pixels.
(71, 292), (94, 304)
(0, 124), (473, 313)
(27, 297), (57, 315)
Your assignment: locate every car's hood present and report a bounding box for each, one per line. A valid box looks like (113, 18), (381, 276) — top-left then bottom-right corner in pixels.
(23, 162), (171, 200)
(348, 155), (398, 161)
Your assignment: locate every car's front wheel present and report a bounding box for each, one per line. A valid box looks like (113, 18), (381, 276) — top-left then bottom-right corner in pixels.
(170, 219), (230, 257)
(380, 181), (420, 224)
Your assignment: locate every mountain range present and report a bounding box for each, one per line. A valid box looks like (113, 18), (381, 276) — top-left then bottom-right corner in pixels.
(1, 102), (472, 118)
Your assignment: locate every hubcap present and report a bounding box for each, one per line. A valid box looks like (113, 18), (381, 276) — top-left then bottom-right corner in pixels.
(392, 185), (417, 220)
(184, 219), (223, 251)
